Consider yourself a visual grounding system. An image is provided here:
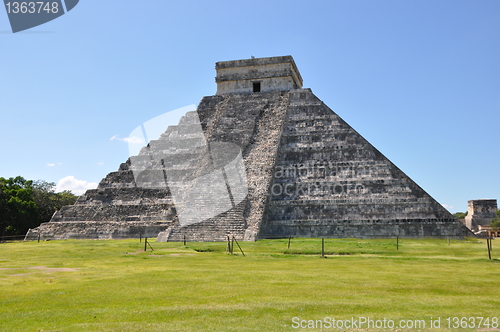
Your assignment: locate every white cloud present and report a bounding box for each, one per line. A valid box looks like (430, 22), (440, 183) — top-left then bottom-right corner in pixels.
(56, 176), (98, 195)
(442, 204), (454, 211)
(46, 162), (62, 167)
(110, 135), (145, 144)
(97, 162), (104, 165)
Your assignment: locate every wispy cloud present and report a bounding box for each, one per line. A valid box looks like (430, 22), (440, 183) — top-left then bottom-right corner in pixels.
(46, 162), (62, 167)
(97, 162), (104, 165)
(56, 176), (98, 195)
(110, 135), (145, 144)
(442, 204), (454, 211)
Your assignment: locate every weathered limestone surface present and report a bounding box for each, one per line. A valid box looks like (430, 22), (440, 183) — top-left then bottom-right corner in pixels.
(166, 91), (291, 241)
(26, 56), (473, 241)
(216, 56), (302, 95)
(465, 199), (497, 231)
(258, 89), (472, 238)
(27, 221), (173, 239)
(27, 91), (292, 241)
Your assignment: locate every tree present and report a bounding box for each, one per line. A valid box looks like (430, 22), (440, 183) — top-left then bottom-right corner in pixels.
(31, 180), (78, 223)
(453, 212), (467, 219)
(0, 181), (8, 235)
(53, 190), (78, 210)
(31, 180), (58, 223)
(0, 177), (78, 237)
(0, 177), (40, 236)
(491, 210), (500, 231)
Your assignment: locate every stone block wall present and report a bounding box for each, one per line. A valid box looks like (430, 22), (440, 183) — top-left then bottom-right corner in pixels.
(258, 89), (472, 239)
(465, 199), (498, 231)
(163, 91), (291, 241)
(216, 56), (303, 95)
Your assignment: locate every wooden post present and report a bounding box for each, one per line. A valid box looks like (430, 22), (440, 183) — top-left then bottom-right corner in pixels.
(232, 236), (245, 256)
(144, 237), (147, 252)
(487, 238), (491, 260)
(147, 239), (154, 251)
(287, 235), (291, 249)
(321, 238), (325, 258)
(140, 234), (142, 242)
(183, 235), (186, 246)
(227, 236), (231, 253)
(230, 236), (234, 254)
(37, 234), (40, 243)
(396, 236), (399, 251)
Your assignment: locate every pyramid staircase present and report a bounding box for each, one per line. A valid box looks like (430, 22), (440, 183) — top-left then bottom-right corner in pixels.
(27, 88), (473, 240)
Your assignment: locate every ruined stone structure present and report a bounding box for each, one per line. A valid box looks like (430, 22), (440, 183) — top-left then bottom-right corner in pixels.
(215, 56), (303, 95)
(26, 56), (473, 241)
(464, 199), (498, 232)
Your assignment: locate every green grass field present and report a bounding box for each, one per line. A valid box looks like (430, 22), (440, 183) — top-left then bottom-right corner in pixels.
(0, 237), (499, 331)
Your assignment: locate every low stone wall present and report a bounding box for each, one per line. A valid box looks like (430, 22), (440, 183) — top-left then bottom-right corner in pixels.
(259, 219), (473, 239)
(25, 221), (174, 240)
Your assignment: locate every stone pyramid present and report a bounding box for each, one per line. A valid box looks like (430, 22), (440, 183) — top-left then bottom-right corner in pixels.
(27, 56), (473, 241)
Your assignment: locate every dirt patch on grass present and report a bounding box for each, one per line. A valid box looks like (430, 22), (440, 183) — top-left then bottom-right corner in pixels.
(30, 266), (78, 272)
(126, 250), (154, 255)
(2, 266), (78, 275)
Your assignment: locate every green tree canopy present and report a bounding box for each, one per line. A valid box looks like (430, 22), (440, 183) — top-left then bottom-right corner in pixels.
(31, 180), (77, 223)
(31, 180), (57, 223)
(453, 212), (467, 219)
(491, 210), (500, 231)
(0, 177), (78, 237)
(0, 177), (40, 236)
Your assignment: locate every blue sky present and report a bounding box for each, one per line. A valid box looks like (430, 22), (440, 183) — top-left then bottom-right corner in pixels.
(1, 0), (499, 213)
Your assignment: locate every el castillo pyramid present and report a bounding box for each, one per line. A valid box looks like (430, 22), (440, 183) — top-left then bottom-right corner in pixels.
(27, 56), (473, 241)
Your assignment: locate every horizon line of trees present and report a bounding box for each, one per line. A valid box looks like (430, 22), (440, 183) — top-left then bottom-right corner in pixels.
(0, 176), (78, 237)
(2, 175), (498, 236)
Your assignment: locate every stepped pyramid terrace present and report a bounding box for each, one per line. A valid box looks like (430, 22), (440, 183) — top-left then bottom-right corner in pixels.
(26, 56), (473, 241)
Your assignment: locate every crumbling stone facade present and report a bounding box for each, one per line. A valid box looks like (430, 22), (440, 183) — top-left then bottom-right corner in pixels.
(464, 199), (498, 232)
(216, 56), (303, 95)
(26, 56), (473, 241)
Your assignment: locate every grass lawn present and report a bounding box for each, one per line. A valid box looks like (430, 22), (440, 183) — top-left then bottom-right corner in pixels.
(0, 237), (499, 331)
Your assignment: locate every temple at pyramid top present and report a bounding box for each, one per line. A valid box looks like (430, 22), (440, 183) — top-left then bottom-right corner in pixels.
(215, 55), (303, 95)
